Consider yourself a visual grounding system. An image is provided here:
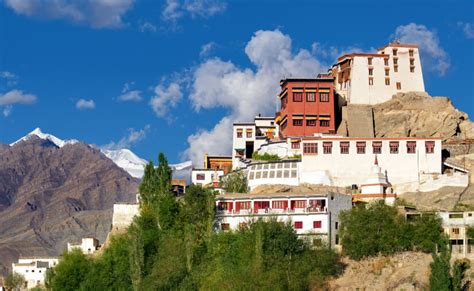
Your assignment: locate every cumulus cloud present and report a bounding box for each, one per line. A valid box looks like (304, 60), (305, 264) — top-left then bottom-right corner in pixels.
(182, 29), (324, 165)
(76, 98), (95, 110)
(3, 0), (135, 29)
(458, 22), (474, 39)
(0, 89), (36, 117)
(149, 81), (183, 118)
(311, 43), (369, 62)
(392, 23), (450, 76)
(118, 82), (142, 102)
(0, 89), (37, 105)
(102, 125), (150, 150)
(199, 41), (216, 58)
(162, 0), (226, 22)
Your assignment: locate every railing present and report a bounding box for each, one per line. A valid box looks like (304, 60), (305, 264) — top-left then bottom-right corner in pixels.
(216, 207), (327, 216)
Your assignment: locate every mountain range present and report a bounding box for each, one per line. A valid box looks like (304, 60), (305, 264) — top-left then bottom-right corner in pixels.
(0, 128), (192, 276)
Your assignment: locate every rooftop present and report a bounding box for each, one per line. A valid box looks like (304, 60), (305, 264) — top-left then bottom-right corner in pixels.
(216, 191), (345, 200)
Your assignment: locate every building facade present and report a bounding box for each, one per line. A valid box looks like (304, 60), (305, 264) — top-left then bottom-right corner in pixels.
(191, 168), (225, 187)
(204, 154), (233, 174)
(277, 77), (336, 138)
(215, 192), (351, 247)
(67, 238), (100, 254)
(232, 116), (278, 169)
(333, 41), (425, 105)
(12, 257), (58, 289)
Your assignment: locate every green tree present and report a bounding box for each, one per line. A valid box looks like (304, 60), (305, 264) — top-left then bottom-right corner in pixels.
(221, 171), (248, 193)
(452, 259), (470, 291)
(4, 272), (25, 291)
(49, 249), (92, 291)
(429, 248), (452, 291)
(138, 161), (157, 207)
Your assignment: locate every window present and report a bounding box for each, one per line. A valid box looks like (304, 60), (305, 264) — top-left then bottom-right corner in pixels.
(409, 49), (414, 57)
(369, 77), (374, 86)
(410, 59), (415, 66)
(372, 141), (382, 154)
(396, 82), (401, 90)
(335, 234), (340, 245)
(368, 57), (373, 65)
(385, 78), (390, 86)
(394, 65), (398, 72)
(393, 49), (398, 56)
(293, 200), (306, 208)
(313, 221), (322, 229)
(320, 92), (330, 102)
(294, 221), (303, 229)
(425, 141), (435, 154)
(196, 174), (205, 180)
(407, 141), (417, 154)
(323, 142), (332, 154)
(293, 92), (303, 102)
(291, 141), (300, 149)
(390, 141), (399, 154)
(368, 68), (373, 76)
(452, 228), (460, 235)
(320, 120), (330, 127)
(303, 143), (318, 155)
(335, 221), (339, 230)
(293, 119), (302, 126)
(393, 58), (398, 65)
(236, 129), (243, 138)
(384, 58), (389, 66)
(410, 66), (415, 73)
(246, 129), (252, 138)
(306, 92), (316, 102)
(272, 200), (287, 209)
(385, 68), (390, 76)
(306, 119), (316, 126)
(356, 142), (366, 154)
(340, 142), (350, 154)
(221, 223), (230, 231)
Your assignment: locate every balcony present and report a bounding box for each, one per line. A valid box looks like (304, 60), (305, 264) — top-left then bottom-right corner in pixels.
(216, 207), (327, 216)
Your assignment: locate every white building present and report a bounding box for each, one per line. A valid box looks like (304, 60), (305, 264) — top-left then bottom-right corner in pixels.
(215, 192), (351, 247)
(191, 168), (225, 187)
(12, 257), (58, 289)
(112, 203), (139, 231)
(67, 237), (100, 255)
(438, 211), (474, 259)
(333, 41), (425, 105)
(232, 116), (278, 169)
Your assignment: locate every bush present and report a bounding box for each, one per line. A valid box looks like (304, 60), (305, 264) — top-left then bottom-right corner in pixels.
(221, 171), (248, 193)
(251, 152), (281, 161)
(339, 201), (445, 260)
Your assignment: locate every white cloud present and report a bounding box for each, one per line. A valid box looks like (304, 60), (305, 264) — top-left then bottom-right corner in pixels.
(102, 125), (150, 150)
(182, 29), (324, 165)
(139, 21), (157, 33)
(199, 41), (216, 58)
(118, 82), (142, 102)
(3, 0), (135, 29)
(458, 22), (474, 39)
(0, 89), (37, 105)
(76, 99), (95, 110)
(149, 81), (183, 118)
(392, 23), (450, 76)
(0, 71), (18, 86)
(311, 42), (369, 62)
(2, 106), (12, 117)
(162, 0), (226, 22)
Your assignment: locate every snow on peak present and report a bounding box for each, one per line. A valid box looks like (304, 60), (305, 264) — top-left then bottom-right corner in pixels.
(10, 127), (78, 148)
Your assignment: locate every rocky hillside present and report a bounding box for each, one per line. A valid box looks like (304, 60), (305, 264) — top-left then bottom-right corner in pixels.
(0, 137), (139, 276)
(373, 92), (474, 142)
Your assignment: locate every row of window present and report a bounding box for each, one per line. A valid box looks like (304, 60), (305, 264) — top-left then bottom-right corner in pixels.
(236, 128), (253, 138)
(249, 162), (298, 171)
(249, 169), (298, 180)
(292, 119), (330, 127)
(294, 220), (322, 229)
(281, 91), (330, 109)
(300, 141), (435, 155)
(368, 57), (415, 74)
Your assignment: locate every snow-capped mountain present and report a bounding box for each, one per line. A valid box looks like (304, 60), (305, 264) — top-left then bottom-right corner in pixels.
(9, 128), (193, 179)
(10, 128), (78, 148)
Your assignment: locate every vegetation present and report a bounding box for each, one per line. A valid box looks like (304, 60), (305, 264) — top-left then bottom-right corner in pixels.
(220, 170), (249, 193)
(452, 259), (470, 291)
(339, 202), (445, 260)
(47, 153), (341, 290)
(4, 272), (25, 291)
(251, 152), (281, 161)
(429, 246), (452, 291)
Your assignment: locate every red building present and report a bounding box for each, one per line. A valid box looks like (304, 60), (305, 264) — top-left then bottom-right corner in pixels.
(276, 76), (336, 138)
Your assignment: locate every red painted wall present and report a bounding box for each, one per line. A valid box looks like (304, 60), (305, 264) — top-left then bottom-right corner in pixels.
(278, 79), (336, 138)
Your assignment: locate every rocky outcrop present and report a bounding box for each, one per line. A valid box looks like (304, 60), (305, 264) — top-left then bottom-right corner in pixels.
(0, 137), (139, 276)
(373, 92), (474, 141)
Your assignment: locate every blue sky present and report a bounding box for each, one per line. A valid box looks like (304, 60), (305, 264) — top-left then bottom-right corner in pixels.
(0, 0), (473, 165)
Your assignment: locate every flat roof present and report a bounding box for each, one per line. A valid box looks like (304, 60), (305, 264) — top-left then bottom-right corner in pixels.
(233, 122), (255, 126)
(216, 192), (344, 199)
(192, 168), (225, 171)
(302, 136), (442, 141)
(280, 77), (334, 86)
(378, 43), (419, 51)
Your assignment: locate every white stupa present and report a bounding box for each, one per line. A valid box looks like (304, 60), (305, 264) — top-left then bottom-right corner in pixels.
(357, 156), (396, 205)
